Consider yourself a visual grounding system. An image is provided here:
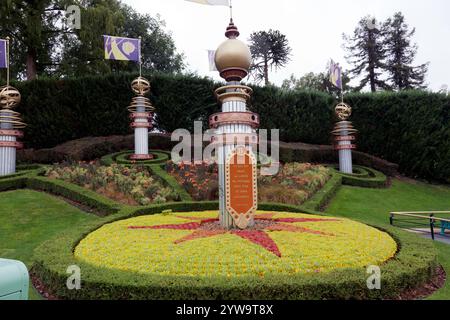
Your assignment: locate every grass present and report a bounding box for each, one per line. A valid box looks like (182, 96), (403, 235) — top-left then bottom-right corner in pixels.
(1, 177), (449, 300)
(0, 190), (100, 300)
(325, 178), (450, 299)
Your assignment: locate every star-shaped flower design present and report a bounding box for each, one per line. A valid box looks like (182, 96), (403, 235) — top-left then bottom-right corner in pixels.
(128, 213), (340, 257)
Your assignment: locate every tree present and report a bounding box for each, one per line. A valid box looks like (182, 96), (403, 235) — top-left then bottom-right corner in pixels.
(282, 69), (352, 97)
(58, 1), (184, 77)
(0, 0), (184, 80)
(248, 29), (291, 86)
(383, 12), (428, 90)
(0, 0), (65, 80)
(343, 16), (390, 92)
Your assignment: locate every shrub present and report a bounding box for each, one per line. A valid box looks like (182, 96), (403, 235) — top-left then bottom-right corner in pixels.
(30, 202), (438, 300)
(14, 74), (449, 181)
(166, 161), (332, 206)
(44, 162), (180, 206)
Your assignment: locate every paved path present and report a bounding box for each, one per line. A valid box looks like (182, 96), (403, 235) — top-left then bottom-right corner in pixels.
(404, 228), (450, 245)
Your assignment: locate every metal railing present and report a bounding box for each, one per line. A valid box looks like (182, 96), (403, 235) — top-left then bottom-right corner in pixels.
(389, 211), (450, 240)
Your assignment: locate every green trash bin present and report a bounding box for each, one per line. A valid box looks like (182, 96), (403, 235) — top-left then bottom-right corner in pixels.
(0, 259), (29, 300)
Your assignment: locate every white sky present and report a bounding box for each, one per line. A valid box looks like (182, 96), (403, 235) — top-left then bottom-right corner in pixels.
(123, 0), (450, 91)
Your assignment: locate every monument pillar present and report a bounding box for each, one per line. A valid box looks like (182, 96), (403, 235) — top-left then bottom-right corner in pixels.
(210, 20), (259, 229)
(0, 86), (25, 176)
(331, 103), (357, 174)
(128, 77), (155, 161)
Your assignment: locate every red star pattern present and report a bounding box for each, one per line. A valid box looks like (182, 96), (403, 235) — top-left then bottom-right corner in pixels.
(128, 213), (340, 257)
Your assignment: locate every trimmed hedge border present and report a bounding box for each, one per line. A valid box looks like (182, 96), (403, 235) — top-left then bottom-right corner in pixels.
(148, 165), (193, 202)
(334, 166), (389, 189)
(0, 163), (439, 299)
(30, 201), (438, 300)
(100, 150), (170, 166)
(26, 176), (121, 216)
(100, 150), (193, 202)
(303, 173), (343, 212)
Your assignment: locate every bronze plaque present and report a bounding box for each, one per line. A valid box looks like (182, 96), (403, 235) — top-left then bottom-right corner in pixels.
(225, 146), (257, 229)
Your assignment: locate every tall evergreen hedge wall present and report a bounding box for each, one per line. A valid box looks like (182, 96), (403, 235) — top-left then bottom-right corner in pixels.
(14, 73), (449, 182)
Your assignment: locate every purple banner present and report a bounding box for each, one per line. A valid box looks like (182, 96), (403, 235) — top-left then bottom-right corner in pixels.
(104, 35), (140, 62)
(0, 40), (7, 69)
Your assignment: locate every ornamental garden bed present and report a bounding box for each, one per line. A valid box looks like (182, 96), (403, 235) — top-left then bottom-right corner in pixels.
(31, 205), (438, 300)
(44, 162), (180, 206)
(166, 162), (332, 205)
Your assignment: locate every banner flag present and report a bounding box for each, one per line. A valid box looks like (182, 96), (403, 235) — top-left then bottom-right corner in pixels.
(208, 50), (218, 71)
(0, 40), (8, 69)
(104, 35), (141, 62)
(329, 59), (342, 89)
(185, 0), (230, 6)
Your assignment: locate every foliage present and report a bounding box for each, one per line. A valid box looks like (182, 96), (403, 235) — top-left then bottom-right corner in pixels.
(0, 189), (101, 299)
(343, 12), (428, 92)
(258, 163), (332, 205)
(44, 162), (180, 205)
(249, 29), (291, 85)
(58, 1), (184, 77)
(343, 16), (390, 92)
(282, 70), (352, 97)
(0, 0), (62, 80)
(166, 162), (332, 206)
(13, 72), (450, 182)
(383, 12), (429, 90)
(166, 161), (218, 201)
(0, 0), (183, 80)
(31, 204), (438, 299)
(74, 211), (397, 276)
(326, 178), (450, 299)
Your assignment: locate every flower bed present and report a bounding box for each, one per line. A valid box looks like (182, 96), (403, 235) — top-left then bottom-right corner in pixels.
(166, 162), (332, 205)
(44, 163), (179, 206)
(74, 211), (397, 277)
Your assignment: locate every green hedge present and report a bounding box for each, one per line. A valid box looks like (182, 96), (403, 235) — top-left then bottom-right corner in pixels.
(333, 166), (389, 189)
(26, 176), (121, 216)
(148, 165), (193, 202)
(15, 74), (449, 182)
(99, 150), (192, 202)
(303, 173), (343, 211)
(31, 202), (438, 300)
(0, 176), (28, 192)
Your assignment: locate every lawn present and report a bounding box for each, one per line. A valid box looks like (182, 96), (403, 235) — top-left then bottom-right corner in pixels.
(1, 178), (449, 300)
(325, 178), (450, 299)
(0, 190), (101, 300)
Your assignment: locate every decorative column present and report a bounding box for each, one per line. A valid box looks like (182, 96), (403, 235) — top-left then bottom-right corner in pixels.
(211, 20), (259, 229)
(127, 76), (154, 161)
(331, 102), (357, 174)
(0, 86), (25, 176)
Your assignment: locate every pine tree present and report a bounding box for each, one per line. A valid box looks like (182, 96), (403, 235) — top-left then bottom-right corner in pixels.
(383, 12), (428, 90)
(343, 16), (390, 92)
(249, 29), (291, 86)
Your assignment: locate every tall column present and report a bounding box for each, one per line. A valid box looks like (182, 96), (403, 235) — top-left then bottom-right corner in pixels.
(211, 20), (259, 229)
(128, 77), (155, 161)
(331, 103), (357, 174)
(0, 86), (25, 176)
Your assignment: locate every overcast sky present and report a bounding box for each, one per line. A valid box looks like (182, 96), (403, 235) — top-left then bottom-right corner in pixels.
(122, 0), (449, 91)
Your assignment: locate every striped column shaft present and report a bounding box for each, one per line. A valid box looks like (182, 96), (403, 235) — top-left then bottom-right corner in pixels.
(134, 98), (149, 156)
(217, 82), (255, 229)
(0, 112), (16, 176)
(338, 129), (353, 174)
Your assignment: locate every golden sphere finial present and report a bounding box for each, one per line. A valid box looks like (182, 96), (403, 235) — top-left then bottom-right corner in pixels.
(215, 20), (252, 81)
(0, 86), (21, 109)
(335, 102), (352, 121)
(131, 76), (151, 96)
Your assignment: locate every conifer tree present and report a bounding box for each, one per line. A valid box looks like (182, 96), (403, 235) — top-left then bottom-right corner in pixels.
(383, 12), (428, 90)
(343, 16), (390, 92)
